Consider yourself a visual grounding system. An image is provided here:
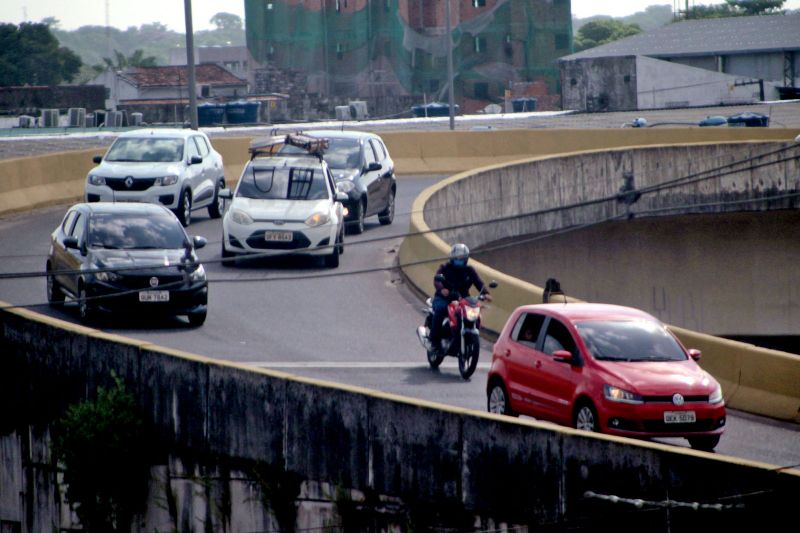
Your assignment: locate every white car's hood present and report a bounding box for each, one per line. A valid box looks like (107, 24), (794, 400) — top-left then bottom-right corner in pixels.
(93, 161), (184, 178)
(231, 198), (329, 221)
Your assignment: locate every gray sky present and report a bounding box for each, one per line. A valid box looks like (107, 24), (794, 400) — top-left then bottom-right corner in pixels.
(1, 1), (799, 32)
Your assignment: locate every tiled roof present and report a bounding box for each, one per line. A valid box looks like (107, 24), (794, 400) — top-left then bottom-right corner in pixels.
(561, 13), (800, 61)
(125, 64), (246, 87)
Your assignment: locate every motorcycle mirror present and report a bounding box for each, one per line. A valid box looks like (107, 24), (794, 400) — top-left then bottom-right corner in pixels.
(434, 274), (445, 283)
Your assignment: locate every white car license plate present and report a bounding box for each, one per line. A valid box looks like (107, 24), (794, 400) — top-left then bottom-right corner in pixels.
(664, 411), (696, 424)
(139, 290), (169, 302)
(265, 231), (293, 242)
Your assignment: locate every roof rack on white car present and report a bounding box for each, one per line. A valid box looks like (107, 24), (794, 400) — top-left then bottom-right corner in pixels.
(249, 133), (330, 161)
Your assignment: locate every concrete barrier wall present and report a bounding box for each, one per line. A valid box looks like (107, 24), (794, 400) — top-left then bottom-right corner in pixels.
(2, 127), (798, 217)
(3, 305), (799, 531)
(399, 139), (800, 422)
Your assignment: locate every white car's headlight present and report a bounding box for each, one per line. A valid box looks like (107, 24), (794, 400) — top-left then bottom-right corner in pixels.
(305, 212), (330, 227)
(709, 383), (723, 404)
(189, 264), (206, 282)
(230, 209), (254, 225)
(88, 174), (106, 186)
(156, 175), (179, 186)
(337, 180), (355, 193)
(603, 384), (643, 404)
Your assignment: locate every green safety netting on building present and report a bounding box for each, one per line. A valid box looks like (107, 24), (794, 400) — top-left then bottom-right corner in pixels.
(245, 0), (571, 103)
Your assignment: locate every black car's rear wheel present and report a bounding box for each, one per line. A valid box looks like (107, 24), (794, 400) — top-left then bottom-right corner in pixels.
(378, 189), (395, 225)
(349, 200), (365, 235)
(46, 263), (64, 306)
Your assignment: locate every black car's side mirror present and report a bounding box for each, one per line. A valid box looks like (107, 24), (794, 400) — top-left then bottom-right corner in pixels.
(92, 155), (102, 164)
(64, 236), (79, 250)
(366, 162), (382, 172)
(189, 155), (203, 165)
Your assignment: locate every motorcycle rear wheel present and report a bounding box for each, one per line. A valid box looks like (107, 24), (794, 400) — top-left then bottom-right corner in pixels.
(459, 335), (480, 380)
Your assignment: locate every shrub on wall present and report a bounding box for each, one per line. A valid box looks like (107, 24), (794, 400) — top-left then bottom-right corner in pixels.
(51, 374), (151, 532)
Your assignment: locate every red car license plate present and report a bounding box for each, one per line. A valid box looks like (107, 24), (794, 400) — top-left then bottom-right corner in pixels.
(664, 411), (696, 424)
(265, 231), (293, 242)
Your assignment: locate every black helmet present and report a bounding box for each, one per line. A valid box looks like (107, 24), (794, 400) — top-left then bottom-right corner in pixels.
(449, 243), (470, 267)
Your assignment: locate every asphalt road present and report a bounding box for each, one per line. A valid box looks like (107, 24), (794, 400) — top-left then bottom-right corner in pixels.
(0, 174), (798, 470)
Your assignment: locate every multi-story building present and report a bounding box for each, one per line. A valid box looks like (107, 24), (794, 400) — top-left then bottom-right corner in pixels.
(244, 0), (572, 116)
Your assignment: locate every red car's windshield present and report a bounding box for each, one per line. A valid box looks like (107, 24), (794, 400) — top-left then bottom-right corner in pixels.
(575, 320), (687, 362)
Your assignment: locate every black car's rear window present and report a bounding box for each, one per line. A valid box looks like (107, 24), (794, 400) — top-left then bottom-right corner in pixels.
(88, 213), (187, 250)
(105, 137), (184, 163)
(236, 165), (328, 200)
(575, 320), (687, 362)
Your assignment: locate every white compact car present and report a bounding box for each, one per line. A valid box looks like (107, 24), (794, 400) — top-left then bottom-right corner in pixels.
(84, 128), (226, 226)
(220, 134), (347, 268)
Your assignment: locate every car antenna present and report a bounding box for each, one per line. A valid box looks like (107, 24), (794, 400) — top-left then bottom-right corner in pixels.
(543, 278), (566, 304)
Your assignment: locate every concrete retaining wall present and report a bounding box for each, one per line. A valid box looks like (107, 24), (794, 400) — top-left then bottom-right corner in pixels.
(3, 305), (800, 531)
(398, 139), (800, 422)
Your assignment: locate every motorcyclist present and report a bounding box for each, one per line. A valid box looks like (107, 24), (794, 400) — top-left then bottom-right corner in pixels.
(429, 243), (490, 354)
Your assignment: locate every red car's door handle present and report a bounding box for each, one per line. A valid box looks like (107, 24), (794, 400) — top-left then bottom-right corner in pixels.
(503, 349), (511, 357)
(535, 360), (542, 368)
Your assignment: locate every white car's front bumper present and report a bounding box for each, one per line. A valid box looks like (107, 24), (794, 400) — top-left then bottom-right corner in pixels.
(223, 218), (339, 257)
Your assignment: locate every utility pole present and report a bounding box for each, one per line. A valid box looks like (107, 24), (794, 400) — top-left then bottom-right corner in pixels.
(445, 0), (455, 131)
(183, 0), (199, 130)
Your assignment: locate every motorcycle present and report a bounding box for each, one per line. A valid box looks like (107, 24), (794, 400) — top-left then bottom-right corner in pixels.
(416, 278), (498, 380)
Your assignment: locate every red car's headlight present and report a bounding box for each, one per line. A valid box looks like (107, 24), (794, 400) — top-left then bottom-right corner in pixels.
(604, 384), (643, 404)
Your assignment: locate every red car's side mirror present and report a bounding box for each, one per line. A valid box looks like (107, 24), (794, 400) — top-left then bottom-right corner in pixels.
(688, 348), (702, 361)
(552, 350), (573, 363)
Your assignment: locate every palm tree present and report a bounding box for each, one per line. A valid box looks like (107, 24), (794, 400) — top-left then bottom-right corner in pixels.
(92, 49), (157, 74)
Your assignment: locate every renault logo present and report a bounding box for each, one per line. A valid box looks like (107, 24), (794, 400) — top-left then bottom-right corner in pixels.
(672, 393), (684, 406)
(125, 176), (135, 189)
(149, 277), (159, 288)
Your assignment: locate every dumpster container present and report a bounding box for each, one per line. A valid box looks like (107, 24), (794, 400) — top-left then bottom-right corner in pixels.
(198, 102), (226, 126)
(512, 97), (537, 112)
(225, 100), (261, 124)
(411, 102), (458, 118)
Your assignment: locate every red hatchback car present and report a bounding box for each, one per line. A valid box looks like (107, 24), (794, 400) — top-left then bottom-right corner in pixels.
(487, 303), (726, 451)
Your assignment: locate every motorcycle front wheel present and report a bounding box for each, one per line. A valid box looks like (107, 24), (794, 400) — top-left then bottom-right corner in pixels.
(427, 348), (445, 369)
(458, 334), (480, 380)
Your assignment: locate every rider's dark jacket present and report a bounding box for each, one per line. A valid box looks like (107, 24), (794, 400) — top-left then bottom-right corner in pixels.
(434, 262), (486, 300)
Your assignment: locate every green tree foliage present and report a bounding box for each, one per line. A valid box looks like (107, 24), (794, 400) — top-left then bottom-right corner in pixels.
(574, 19), (643, 52)
(0, 22), (82, 86)
(211, 12), (243, 31)
(51, 376), (150, 532)
(573, 4), (673, 34)
(93, 49), (158, 74)
(687, 0), (786, 18)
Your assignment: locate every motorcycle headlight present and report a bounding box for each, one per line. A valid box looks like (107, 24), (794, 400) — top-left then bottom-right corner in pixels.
(305, 212), (330, 227)
(464, 306), (480, 322)
(709, 383), (723, 404)
(88, 174), (106, 186)
(94, 270), (121, 282)
(230, 209), (254, 225)
(603, 384), (643, 404)
(189, 264), (206, 282)
(156, 174), (179, 186)
(336, 180), (355, 193)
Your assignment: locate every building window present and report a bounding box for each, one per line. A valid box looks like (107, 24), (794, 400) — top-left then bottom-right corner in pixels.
(623, 74), (631, 83)
(473, 0), (486, 6)
(337, 43), (343, 60)
(474, 36), (487, 53)
(429, 79), (440, 93)
(201, 85), (210, 97)
(554, 33), (569, 50)
(266, 3), (273, 10)
(474, 82), (489, 99)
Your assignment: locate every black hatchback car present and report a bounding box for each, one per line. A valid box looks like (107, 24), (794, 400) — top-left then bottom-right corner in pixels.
(281, 130), (396, 234)
(46, 202), (209, 325)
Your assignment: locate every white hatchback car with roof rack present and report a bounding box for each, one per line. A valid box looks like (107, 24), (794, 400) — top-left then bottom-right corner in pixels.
(219, 134), (347, 268)
(84, 128), (226, 227)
